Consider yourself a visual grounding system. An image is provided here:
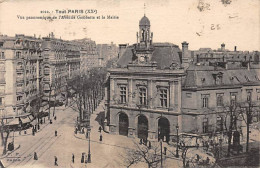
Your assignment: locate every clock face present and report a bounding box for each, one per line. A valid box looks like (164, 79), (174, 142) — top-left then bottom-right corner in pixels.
(140, 56), (145, 62)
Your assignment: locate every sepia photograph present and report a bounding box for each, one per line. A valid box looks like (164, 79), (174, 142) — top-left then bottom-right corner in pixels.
(0, 0), (259, 168)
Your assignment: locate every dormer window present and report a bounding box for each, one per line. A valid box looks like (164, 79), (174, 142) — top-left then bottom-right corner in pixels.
(216, 75), (222, 85)
(213, 72), (223, 85)
(245, 76), (250, 82)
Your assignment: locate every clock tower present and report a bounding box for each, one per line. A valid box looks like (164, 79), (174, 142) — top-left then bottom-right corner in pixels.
(132, 15), (154, 65)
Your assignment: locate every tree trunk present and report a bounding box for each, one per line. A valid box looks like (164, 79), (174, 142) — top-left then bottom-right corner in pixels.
(227, 130), (232, 156)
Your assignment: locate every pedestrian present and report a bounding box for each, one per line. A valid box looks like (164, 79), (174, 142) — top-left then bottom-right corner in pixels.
(34, 152), (38, 160)
(81, 153), (84, 163)
(54, 116), (57, 120)
(196, 154), (200, 162)
(148, 141), (151, 149)
(38, 124), (40, 130)
(55, 130), (57, 137)
(54, 156), (58, 166)
(205, 141), (209, 151)
(164, 147), (167, 155)
(32, 128), (35, 136)
(99, 134), (103, 142)
(44, 118), (45, 123)
(40, 119), (43, 124)
(206, 157), (210, 165)
(139, 138), (142, 145)
(50, 119), (52, 124)
(99, 126), (102, 133)
(72, 154), (75, 163)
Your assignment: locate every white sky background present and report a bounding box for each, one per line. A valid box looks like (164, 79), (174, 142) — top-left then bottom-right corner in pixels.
(0, 0), (259, 51)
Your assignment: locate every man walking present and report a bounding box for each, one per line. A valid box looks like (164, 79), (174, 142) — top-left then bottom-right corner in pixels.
(72, 154), (75, 163)
(54, 156), (58, 166)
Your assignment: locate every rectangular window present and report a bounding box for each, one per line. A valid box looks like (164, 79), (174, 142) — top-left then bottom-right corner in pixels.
(119, 86), (127, 104)
(202, 94), (209, 108)
(216, 116), (223, 132)
(159, 88), (168, 107)
(139, 87), (147, 105)
(16, 96), (22, 101)
(216, 93), (224, 107)
(246, 90), (252, 102)
(203, 118), (208, 133)
(256, 89), (260, 101)
(16, 52), (21, 58)
(230, 92), (237, 106)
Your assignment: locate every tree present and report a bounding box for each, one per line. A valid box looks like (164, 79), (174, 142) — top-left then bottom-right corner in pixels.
(221, 103), (241, 157)
(0, 120), (10, 155)
(124, 140), (161, 168)
(68, 67), (107, 130)
(239, 99), (260, 152)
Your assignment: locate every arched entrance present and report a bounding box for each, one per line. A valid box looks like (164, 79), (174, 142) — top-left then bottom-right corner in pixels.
(137, 115), (148, 139)
(158, 117), (170, 142)
(119, 113), (128, 136)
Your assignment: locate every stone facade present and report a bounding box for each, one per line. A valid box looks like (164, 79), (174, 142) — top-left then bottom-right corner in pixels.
(0, 34), (44, 123)
(106, 15), (185, 141)
(182, 65), (260, 135)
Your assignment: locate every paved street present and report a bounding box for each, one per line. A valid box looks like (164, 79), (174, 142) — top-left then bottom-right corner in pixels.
(1, 100), (258, 168)
(0, 101), (181, 168)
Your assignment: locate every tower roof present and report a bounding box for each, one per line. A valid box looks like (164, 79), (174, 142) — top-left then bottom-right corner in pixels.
(139, 15), (150, 26)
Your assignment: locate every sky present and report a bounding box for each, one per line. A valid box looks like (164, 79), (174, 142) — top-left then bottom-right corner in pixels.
(0, 0), (259, 51)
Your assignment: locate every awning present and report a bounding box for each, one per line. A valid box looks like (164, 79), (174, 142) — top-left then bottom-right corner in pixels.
(5, 118), (20, 126)
(20, 116), (31, 124)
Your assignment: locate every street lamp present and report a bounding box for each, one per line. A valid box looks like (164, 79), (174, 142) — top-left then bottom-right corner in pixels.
(176, 125), (179, 158)
(87, 127), (91, 163)
(158, 126), (163, 168)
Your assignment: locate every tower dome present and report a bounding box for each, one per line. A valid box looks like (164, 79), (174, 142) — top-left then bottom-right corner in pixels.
(139, 15), (150, 26)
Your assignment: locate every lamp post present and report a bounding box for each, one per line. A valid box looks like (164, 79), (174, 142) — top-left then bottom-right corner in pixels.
(87, 127), (91, 163)
(158, 126), (163, 168)
(176, 125), (179, 158)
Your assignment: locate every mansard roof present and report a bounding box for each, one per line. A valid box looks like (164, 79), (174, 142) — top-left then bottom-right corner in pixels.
(183, 65), (260, 89)
(117, 42), (181, 69)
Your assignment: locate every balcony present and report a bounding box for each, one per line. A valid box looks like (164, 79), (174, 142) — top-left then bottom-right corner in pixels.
(16, 67), (24, 73)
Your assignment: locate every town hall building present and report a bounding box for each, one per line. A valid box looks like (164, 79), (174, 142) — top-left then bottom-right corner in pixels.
(105, 15), (185, 141)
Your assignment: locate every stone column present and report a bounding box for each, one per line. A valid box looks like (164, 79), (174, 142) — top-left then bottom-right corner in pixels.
(148, 114), (157, 140)
(110, 78), (115, 104)
(169, 81), (174, 110)
(128, 78), (133, 107)
(128, 112), (135, 138)
(148, 80), (153, 108)
(174, 81), (179, 109)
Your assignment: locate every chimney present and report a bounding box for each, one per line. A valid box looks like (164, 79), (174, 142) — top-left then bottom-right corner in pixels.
(118, 44), (127, 58)
(234, 46), (237, 52)
(221, 43), (225, 51)
(182, 41), (190, 69)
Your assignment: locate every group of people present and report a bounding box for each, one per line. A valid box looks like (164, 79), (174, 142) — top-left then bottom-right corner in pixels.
(139, 138), (152, 149)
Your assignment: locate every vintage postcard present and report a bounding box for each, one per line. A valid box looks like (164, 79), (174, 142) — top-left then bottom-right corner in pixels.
(0, 0), (259, 168)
